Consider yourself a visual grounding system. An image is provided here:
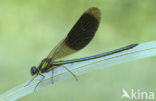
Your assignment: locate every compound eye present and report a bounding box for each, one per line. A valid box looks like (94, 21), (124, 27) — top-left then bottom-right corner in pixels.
(31, 66), (38, 76)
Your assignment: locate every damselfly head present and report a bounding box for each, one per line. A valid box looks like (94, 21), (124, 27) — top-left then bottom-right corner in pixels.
(31, 66), (39, 76)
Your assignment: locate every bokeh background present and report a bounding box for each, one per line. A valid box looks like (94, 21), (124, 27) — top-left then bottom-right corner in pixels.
(0, 0), (156, 101)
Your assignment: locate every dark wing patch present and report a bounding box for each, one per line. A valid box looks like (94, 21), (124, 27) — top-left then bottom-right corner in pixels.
(65, 7), (101, 50)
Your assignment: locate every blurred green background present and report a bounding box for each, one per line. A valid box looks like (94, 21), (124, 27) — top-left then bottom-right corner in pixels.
(0, 0), (156, 101)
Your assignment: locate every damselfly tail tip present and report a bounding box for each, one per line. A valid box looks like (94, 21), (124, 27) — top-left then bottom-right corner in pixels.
(132, 43), (139, 47)
(126, 43), (139, 50)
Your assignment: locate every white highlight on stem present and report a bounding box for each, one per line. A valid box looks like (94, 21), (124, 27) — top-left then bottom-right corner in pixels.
(1, 41), (156, 101)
